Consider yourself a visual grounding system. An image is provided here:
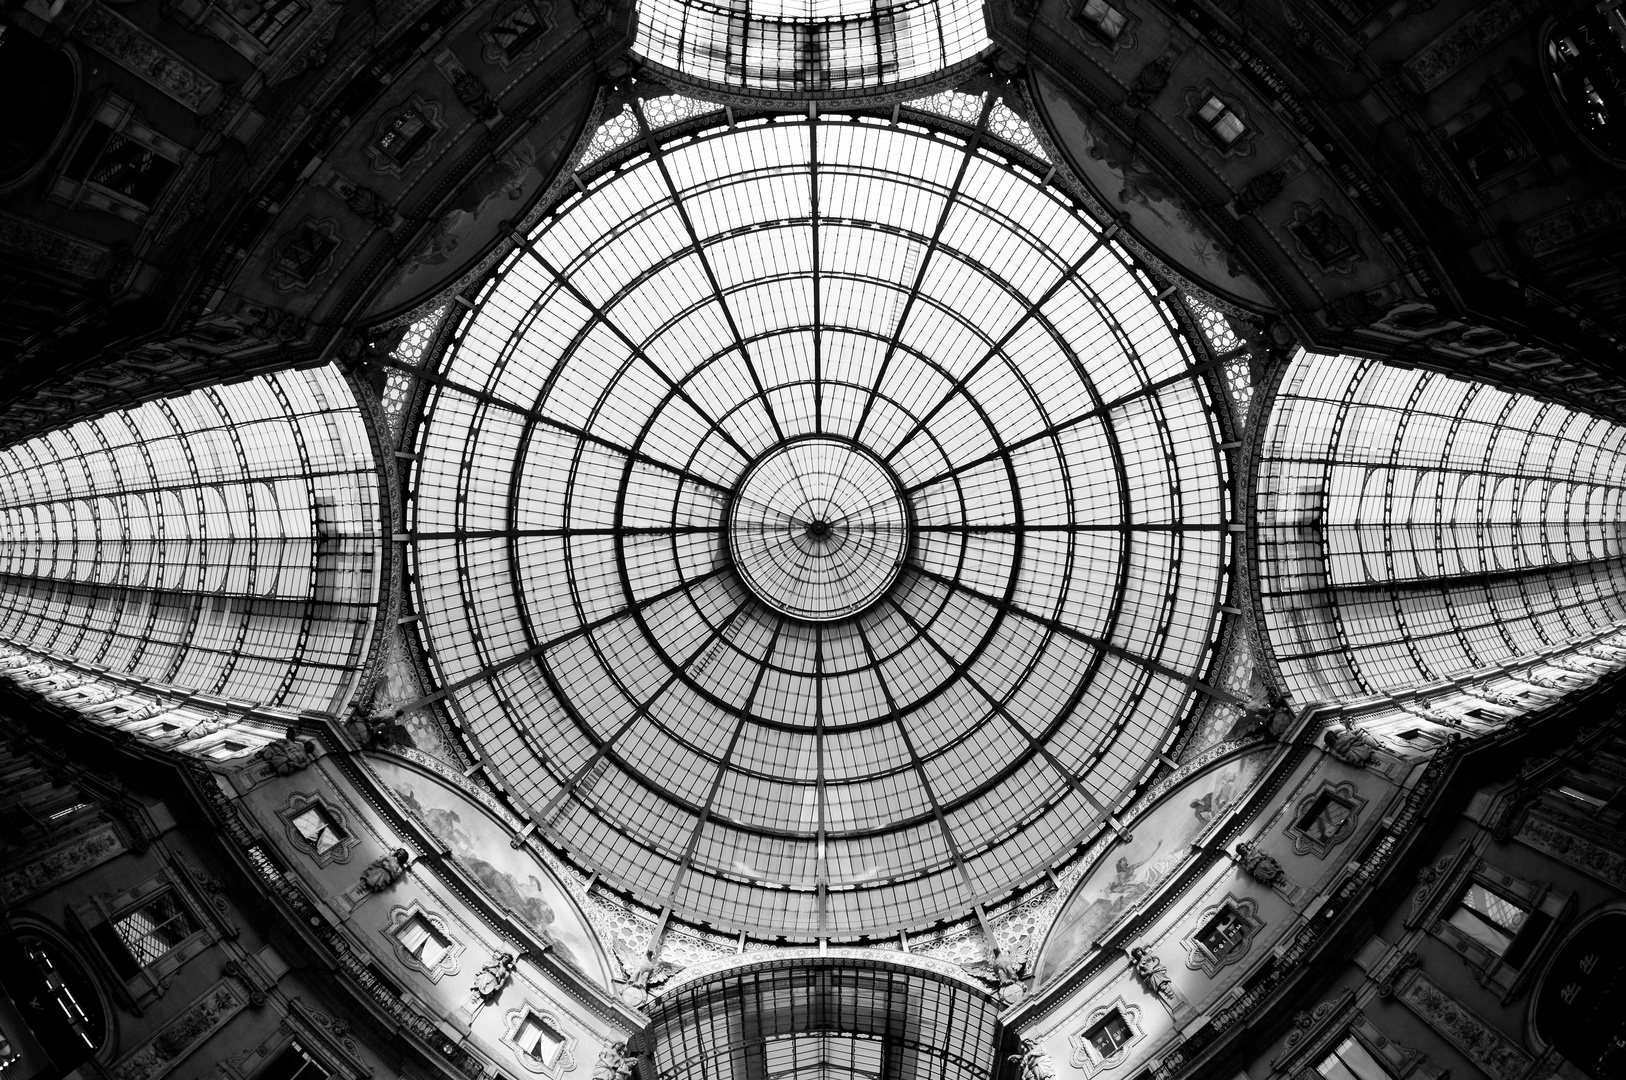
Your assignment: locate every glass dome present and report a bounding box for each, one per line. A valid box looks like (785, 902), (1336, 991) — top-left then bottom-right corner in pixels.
(407, 105), (1231, 939)
(632, 0), (989, 95)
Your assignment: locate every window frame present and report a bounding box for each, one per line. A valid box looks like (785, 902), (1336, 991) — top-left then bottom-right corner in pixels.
(1181, 893), (1264, 976)
(47, 91), (187, 224)
(501, 1004), (578, 1076)
(1068, 999), (1145, 1077)
(68, 867), (219, 1009)
(1285, 781), (1368, 858)
(1408, 842), (1574, 1002)
(381, 903), (465, 984)
(277, 792), (359, 866)
(1275, 994), (1447, 1080)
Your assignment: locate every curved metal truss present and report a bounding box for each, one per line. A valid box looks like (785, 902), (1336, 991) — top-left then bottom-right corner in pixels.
(633, 0), (989, 96)
(405, 103), (1233, 940)
(0, 366), (382, 741)
(649, 957), (1000, 1080)
(1256, 351), (1626, 706)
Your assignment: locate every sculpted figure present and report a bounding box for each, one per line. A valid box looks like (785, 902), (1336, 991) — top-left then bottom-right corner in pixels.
(1323, 724), (1382, 767)
(473, 952), (517, 999)
(1129, 945), (1171, 997)
(360, 848), (410, 892)
(592, 1042), (637, 1080)
(258, 727), (318, 775)
(1235, 840), (1285, 886)
(1009, 1038), (1057, 1080)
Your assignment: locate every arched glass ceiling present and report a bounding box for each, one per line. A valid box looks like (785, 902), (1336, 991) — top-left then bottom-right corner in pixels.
(407, 107), (1231, 939)
(1257, 352), (1626, 706)
(632, 0), (988, 94)
(0, 366), (382, 738)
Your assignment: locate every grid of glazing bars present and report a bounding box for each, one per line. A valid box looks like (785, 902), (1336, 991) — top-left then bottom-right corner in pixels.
(1256, 351), (1626, 704)
(0, 366), (381, 715)
(406, 109), (1231, 937)
(649, 960), (999, 1080)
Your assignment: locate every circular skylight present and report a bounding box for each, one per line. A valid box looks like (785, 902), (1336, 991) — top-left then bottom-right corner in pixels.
(727, 437), (911, 622)
(408, 108), (1230, 939)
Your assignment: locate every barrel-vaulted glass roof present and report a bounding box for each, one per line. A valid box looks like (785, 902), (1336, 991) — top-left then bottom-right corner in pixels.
(1257, 352), (1626, 706)
(0, 367), (381, 744)
(632, 0), (989, 95)
(406, 104), (1231, 939)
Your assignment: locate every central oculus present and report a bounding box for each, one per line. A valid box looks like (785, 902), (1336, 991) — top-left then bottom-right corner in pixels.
(726, 437), (912, 622)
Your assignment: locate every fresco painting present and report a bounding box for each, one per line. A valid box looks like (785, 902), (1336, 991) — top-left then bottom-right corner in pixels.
(368, 757), (610, 990)
(1034, 747), (1273, 985)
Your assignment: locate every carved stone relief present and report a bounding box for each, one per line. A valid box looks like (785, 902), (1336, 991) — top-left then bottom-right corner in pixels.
(1394, 968), (1530, 1080)
(1068, 997), (1145, 1076)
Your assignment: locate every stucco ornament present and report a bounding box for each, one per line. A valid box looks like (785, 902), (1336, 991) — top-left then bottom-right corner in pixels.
(1009, 1038), (1059, 1080)
(1235, 840), (1285, 885)
(1129, 945), (1172, 997)
(257, 727), (318, 775)
(359, 848), (410, 892)
(592, 1042), (638, 1080)
(473, 952), (518, 999)
(1323, 722), (1383, 767)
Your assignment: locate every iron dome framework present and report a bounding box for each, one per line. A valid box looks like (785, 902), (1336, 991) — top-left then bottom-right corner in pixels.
(404, 99), (1234, 940)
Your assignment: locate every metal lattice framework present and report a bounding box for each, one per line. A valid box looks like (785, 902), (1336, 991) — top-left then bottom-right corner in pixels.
(0, 367), (382, 722)
(1256, 351), (1626, 705)
(633, 0), (989, 94)
(406, 105), (1231, 939)
(649, 958), (1000, 1080)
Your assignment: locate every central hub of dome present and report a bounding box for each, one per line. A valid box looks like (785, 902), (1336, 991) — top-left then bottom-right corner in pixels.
(727, 437), (911, 622)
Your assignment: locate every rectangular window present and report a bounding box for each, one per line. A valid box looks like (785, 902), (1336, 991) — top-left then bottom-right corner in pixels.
(257, 1038), (333, 1080)
(1196, 95), (1246, 146)
(1447, 882), (1539, 964)
(1316, 1036), (1391, 1080)
(63, 123), (179, 207)
(516, 1013), (565, 1067)
(395, 914), (451, 968)
(290, 804), (346, 855)
(1077, 0), (1127, 41)
(91, 891), (198, 979)
(1086, 1010), (1133, 1057)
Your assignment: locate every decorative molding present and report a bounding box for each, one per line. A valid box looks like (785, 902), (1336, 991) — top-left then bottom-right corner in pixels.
(276, 791), (360, 866)
(1405, 840), (1472, 928)
(111, 980), (246, 1080)
(1405, 0), (1543, 91)
(1521, 186), (1626, 259)
(1284, 780), (1367, 858)
(74, 2), (223, 113)
(265, 217), (342, 293)
(500, 1002), (578, 1076)
(1395, 968), (1531, 1080)
(1068, 998), (1145, 1076)
(0, 211), (109, 279)
(0, 822), (125, 906)
(381, 902), (467, 984)
(1179, 83), (1260, 160)
(1181, 893), (1263, 976)
(365, 95), (445, 178)
(1516, 814), (1626, 889)
(479, 0), (555, 69)
(1285, 201), (1365, 277)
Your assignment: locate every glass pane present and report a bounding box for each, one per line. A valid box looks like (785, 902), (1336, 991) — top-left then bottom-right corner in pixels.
(114, 893), (197, 967)
(1338, 1037), (1391, 1080)
(1461, 883), (1526, 935)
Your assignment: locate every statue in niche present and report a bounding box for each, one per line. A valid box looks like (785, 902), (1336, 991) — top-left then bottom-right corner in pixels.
(360, 848), (410, 892)
(472, 952), (518, 999)
(1323, 721), (1383, 767)
(1235, 840), (1285, 886)
(257, 726), (318, 775)
(592, 1042), (638, 1080)
(1129, 945), (1172, 997)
